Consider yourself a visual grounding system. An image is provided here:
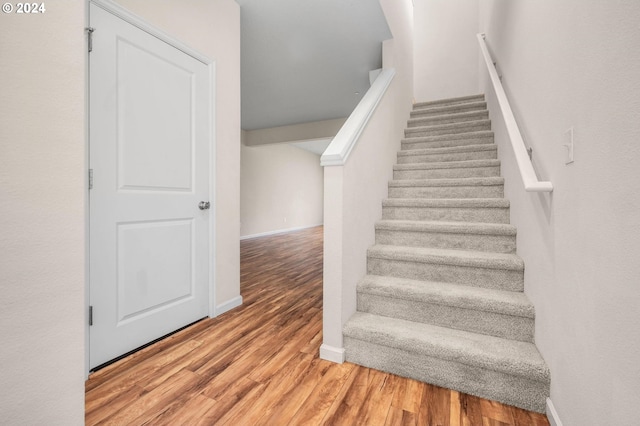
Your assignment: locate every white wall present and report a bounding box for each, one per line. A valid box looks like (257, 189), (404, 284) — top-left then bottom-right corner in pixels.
(477, 1), (640, 425)
(240, 143), (323, 238)
(321, 0), (414, 361)
(0, 2), (86, 424)
(115, 0), (242, 310)
(413, 0), (480, 101)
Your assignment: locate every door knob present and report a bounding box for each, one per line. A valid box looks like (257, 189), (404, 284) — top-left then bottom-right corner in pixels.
(198, 201), (211, 210)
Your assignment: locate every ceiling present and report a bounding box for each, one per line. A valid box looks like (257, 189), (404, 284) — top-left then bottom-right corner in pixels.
(236, 0), (392, 131)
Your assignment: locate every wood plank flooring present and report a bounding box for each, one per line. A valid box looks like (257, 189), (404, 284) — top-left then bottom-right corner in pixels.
(85, 225), (550, 425)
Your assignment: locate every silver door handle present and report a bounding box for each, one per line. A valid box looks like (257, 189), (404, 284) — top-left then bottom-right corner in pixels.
(198, 201), (211, 210)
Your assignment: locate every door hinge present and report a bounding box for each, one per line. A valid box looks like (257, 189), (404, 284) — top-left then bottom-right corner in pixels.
(86, 27), (95, 53)
(88, 168), (94, 190)
(89, 305), (94, 326)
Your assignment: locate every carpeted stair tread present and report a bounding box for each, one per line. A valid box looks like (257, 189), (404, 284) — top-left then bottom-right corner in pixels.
(393, 160), (500, 179)
(368, 244), (524, 271)
(358, 275), (533, 318)
(408, 110), (489, 128)
(393, 158), (500, 180)
(398, 144), (497, 157)
(381, 198), (511, 224)
(401, 130), (494, 146)
(344, 93), (550, 413)
(375, 219), (516, 236)
(389, 177), (504, 188)
(344, 312), (549, 383)
(394, 159), (500, 171)
(405, 120), (491, 137)
(413, 94), (485, 109)
(375, 219), (516, 253)
(382, 197), (510, 209)
(410, 101), (488, 118)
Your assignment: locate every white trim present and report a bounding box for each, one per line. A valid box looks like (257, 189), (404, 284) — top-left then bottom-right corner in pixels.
(240, 224), (323, 241)
(546, 398), (564, 426)
(84, 0), (91, 378)
(477, 33), (553, 192)
(90, 0), (211, 65)
(207, 61), (217, 318)
(320, 344), (345, 364)
(321, 68), (396, 166)
(214, 296), (243, 317)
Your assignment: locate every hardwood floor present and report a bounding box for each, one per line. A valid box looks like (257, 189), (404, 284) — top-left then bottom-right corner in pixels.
(85, 226), (550, 425)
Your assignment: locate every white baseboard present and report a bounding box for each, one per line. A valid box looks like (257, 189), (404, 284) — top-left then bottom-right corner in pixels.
(546, 397), (563, 426)
(240, 223), (323, 240)
(320, 344), (345, 364)
(214, 295), (243, 316)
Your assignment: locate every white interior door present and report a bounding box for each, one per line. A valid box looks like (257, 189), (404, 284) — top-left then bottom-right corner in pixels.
(89, 3), (212, 369)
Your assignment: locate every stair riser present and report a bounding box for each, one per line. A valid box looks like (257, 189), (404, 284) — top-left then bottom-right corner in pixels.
(398, 150), (497, 164)
(408, 112), (489, 128)
(411, 103), (487, 118)
(388, 185), (504, 199)
(357, 294), (533, 342)
(414, 96), (485, 109)
(401, 136), (494, 150)
(344, 338), (548, 413)
(381, 206), (510, 224)
(367, 258), (524, 291)
(405, 122), (491, 138)
(375, 229), (516, 253)
(394, 166), (500, 180)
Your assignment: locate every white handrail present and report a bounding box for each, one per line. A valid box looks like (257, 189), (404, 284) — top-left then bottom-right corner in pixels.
(477, 33), (553, 192)
(321, 68), (396, 166)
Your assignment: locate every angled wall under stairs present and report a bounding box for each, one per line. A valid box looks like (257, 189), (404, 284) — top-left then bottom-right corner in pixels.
(342, 94), (550, 413)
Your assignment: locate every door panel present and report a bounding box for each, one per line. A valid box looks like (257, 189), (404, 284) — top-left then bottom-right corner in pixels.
(89, 3), (212, 369)
(117, 38), (195, 191)
(117, 219), (194, 324)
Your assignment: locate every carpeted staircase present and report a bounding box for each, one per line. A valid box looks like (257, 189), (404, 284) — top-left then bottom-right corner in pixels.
(342, 94), (550, 413)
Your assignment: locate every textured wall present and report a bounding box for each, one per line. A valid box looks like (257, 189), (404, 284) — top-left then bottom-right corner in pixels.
(0, 2), (86, 424)
(478, 1), (640, 424)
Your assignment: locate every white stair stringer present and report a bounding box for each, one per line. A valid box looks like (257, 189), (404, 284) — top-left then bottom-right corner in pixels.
(343, 94), (550, 413)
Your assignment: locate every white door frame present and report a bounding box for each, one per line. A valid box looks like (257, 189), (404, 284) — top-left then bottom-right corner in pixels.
(85, 0), (217, 376)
